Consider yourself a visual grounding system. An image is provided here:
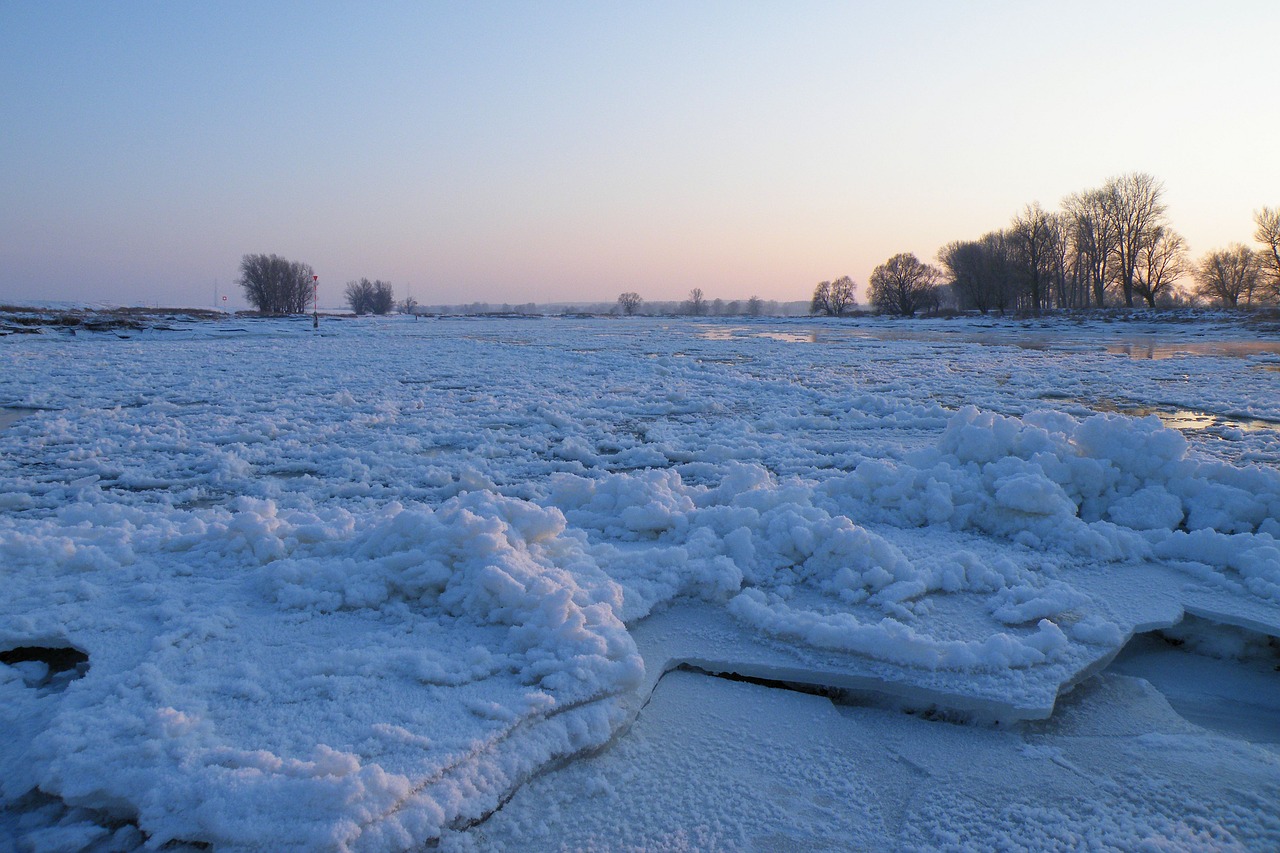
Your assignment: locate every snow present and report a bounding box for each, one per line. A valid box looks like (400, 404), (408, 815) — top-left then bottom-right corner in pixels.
(2, 312), (1279, 850)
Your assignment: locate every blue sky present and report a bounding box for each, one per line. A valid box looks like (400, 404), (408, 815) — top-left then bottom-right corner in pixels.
(2, 1), (1277, 308)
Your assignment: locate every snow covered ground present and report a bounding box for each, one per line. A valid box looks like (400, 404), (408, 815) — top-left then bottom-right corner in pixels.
(1, 312), (1279, 851)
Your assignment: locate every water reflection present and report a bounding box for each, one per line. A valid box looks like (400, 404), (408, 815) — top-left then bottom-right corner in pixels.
(695, 324), (1280, 359)
(757, 331), (815, 343)
(1103, 340), (1280, 359)
(696, 326), (814, 343)
(1083, 399), (1276, 433)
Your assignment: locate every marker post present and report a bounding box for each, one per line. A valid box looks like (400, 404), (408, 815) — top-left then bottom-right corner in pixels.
(312, 275), (320, 329)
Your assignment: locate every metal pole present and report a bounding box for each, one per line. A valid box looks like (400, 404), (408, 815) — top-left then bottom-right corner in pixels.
(313, 275), (319, 329)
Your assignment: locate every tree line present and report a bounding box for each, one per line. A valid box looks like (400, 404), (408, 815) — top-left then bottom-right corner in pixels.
(238, 184), (1280, 320)
(237, 254), (403, 316)
(615, 290), (771, 317)
(236, 254), (316, 314)
(233, 258), (795, 318)
(809, 174), (1279, 316)
(938, 173), (1193, 313)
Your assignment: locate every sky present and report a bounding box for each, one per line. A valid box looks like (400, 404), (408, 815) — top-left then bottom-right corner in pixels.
(2, 1), (1278, 310)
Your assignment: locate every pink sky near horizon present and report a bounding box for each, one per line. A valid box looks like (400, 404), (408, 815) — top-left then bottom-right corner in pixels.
(2, 2), (1277, 310)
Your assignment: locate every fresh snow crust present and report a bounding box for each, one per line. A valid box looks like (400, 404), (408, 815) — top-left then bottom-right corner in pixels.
(1, 314), (1279, 850)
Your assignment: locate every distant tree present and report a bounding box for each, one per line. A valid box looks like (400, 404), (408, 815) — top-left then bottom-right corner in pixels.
(1062, 188), (1117, 308)
(869, 253), (942, 316)
(940, 235), (1021, 315)
(830, 276), (856, 315)
(918, 280), (945, 315)
(1193, 245), (1260, 307)
(237, 253), (315, 314)
(399, 295), (419, 316)
(1054, 215), (1089, 309)
(746, 295), (764, 317)
(685, 288), (706, 316)
(1046, 216), (1074, 309)
(1102, 172), (1168, 308)
(370, 280), (394, 314)
(617, 292), (643, 315)
(810, 276), (856, 316)
(939, 240), (988, 314)
(982, 230), (1021, 314)
(1255, 206), (1280, 301)
(345, 279), (395, 315)
(1133, 226), (1187, 307)
(1009, 202), (1058, 313)
(345, 279), (373, 315)
(810, 280), (832, 315)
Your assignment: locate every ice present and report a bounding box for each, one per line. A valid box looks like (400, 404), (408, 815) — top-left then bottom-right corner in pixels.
(2, 313), (1279, 850)
(1109, 617), (1280, 745)
(444, 667), (1280, 851)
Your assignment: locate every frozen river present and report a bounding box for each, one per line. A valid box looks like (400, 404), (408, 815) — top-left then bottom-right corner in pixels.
(2, 312), (1279, 850)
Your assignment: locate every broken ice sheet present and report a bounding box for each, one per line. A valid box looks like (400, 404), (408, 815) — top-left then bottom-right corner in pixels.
(2, 314), (1279, 850)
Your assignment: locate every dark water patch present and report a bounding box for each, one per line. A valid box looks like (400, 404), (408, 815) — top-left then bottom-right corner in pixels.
(1, 645), (90, 691)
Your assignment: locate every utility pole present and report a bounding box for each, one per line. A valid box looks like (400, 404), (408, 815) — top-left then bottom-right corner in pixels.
(312, 275), (319, 329)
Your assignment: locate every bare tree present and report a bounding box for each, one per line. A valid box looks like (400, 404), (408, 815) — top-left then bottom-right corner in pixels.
(617, 292), (643, 315)
(939, 240), (988, 313)
(1063, 188), (1117, 308)
(345, 279), (395, 315)
(1193, 245), (1260, 307)
(399, 295), (419, 316)
(1255, 206), (1280, 301)
(746, 295), (764, 317)
(940, 232), (1020, 314)
(811, 276), (856, 316)
(830, 276), (856, 315)
(345, 279), (372, 315)
(1133, 226), (1187, 307)
(810, 281), (832, 315)
(869, 253), (942, 316)
(238, 254), (315, 314)
(1058, 217), (1091, 309)
(370, 280), (394, 314)
(685, 287), (706, 316)
(1009, 202), (1058, 313)
(983, 230), (1021, 315)
(1103, 173), (1168, 307)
